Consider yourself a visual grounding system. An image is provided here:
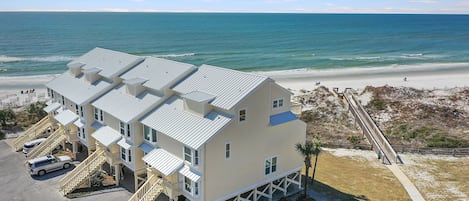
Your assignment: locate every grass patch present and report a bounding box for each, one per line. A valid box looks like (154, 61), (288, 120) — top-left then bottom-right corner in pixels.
(368, 99), (386, 111)
(302, 150), (410, 201)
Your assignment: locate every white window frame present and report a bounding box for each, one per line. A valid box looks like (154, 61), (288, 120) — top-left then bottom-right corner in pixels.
(183, 146), (199, 166)
(238, 108), (247, 123)
(183, 176), (200, 196)
(120, 147), (132, 163)
(94, 108), (103, 122)
(75, 104), (79, 115)
(120, 121), (131, 138)
(143, 125), (157, 144)
(264, 156), (278, 175)
(272, 98), (284, 109)
(225, 142), (231, 160)
(79, 105), (84, 117)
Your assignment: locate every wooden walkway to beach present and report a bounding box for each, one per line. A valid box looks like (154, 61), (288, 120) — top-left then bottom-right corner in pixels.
(341, 88), (400, 165)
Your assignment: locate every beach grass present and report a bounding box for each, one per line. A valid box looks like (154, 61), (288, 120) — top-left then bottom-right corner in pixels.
(399, 154), (469, 200)
(304, 150), (411, 201)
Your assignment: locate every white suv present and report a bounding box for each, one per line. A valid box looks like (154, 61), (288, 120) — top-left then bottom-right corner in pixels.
(27, 155), (73, 176)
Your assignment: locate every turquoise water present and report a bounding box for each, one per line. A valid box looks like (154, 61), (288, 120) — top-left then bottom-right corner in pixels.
(1, 12), (469, 76)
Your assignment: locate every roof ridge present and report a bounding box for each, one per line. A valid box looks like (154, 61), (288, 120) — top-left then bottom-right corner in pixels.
(200, 64), (269, 79)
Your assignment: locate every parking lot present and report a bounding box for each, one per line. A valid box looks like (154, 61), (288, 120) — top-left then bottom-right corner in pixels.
(0, 140), (132, 201)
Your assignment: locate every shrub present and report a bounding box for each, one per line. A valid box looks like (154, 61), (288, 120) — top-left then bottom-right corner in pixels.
(368, 99), (386, 111)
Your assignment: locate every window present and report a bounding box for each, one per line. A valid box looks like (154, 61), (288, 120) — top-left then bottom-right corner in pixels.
(143, 125), (158, 143)
(94, 108), (103, 122)
(121, 147), (126, 160)
(225, 142), (231, 159)
(144, 125), (150, 141)
(184, 146), (199, 166)
(80, 106), (84, 117)
(184, 146), (192, 163)
(183, 176), (200, 196)
(51, 90), (54, 98)
(61, 96), (65, 105)
(184, 176), (192, 193)
(121, 147), (132, 162)
(273, 98), (284, 109)
(120, 122), (125, 135)
(47, 88), (51, 97)
(194, 150), (199, 165)
(265, 156), (278, 175)
(127, 124), (131, 137)
(82, 128), (86, 139)
(239, 109), (246, 122)
(75, 104), (79, 115)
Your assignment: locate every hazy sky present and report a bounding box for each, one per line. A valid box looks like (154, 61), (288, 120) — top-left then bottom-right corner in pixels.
(1, 0), (469, 14)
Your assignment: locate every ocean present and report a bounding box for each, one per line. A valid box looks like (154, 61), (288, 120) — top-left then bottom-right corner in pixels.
(1, 12), (469, 76)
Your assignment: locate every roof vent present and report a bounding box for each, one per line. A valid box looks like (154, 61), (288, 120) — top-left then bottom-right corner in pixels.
(67, 62), (85, 77)
(83, 67), (102, 84)
(182, 91), (216, 117)
(123, 77), (148, 96)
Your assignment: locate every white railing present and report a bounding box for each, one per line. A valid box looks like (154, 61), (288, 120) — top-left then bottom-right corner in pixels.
(27, 128), (65, 158)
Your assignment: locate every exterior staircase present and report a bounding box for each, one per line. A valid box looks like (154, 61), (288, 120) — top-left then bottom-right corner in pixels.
(12, 116), (52, 151)
(26, 127), (66, 159)
(59, 149), (107, 196)
(128, 174), (164, 201)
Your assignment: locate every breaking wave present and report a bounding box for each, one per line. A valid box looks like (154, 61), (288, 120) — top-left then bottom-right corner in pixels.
(0, 55), (76, 63)
(153, 53), (196, 58)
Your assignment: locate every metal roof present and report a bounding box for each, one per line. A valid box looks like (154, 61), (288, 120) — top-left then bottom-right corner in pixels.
(142, 148), (184, 176)
(92, 84), (163, 123)
(46, 72), (113, 105)
(138, 142), (154, 154)
(140, 96), (233, 150)
(68, 47), (143, 79)
(73, 119), (85, 128)
(179, 165), (201, 182)
(172, 64), (269, 110)
(54, 109), (79, 126)
(182, 91), (216, 103)
(92, 126), (122, 147)
(117, 138), (132, 149)
(120, 57), (196, 92)
(43, 102), (61, 113)
(269, 111), (298, 126)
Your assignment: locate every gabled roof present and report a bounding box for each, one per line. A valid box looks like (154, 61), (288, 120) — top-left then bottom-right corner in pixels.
(68, 47), (143, 79)
(120, 57), (196, 92)
(140, 96), (233, 150)
(92, 84), (163, 123)
(172, 64), (269, 110)
(46, 73), (112, 105)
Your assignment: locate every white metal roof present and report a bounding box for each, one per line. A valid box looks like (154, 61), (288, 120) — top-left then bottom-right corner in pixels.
(117, 138), (132, 149)
(140, 96), (233, 150)
(92, 84), (163, 123)
(68, 47), (143, 79)
(73, 119), (85, 128)
(92, 126), (122, 147)
(179, 165), (201, 182)
(142, 148), (184, 176)
(54, 109), (79, 126)
(120, 57), (196, 92)
(182, 91), (216, 103)
(172, 64), (269, 110)
(43, 102), (61, 113)
(46, 72), (112, 105)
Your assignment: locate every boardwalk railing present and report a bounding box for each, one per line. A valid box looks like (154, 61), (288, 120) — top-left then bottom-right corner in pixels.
(344, 89), (400, 164)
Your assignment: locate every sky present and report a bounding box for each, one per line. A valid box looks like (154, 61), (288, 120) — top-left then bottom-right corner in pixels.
(1, 0), (469, 14)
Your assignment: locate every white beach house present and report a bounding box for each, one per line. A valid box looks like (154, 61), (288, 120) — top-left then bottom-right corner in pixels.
(30, 47), (306, 200)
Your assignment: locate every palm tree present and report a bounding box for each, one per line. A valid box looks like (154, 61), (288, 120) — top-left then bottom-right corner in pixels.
(310, 139), (322, 187)
(295, 141), (315, 198)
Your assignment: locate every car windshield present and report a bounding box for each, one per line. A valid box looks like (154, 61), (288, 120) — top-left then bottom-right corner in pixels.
(24, 144), (35, 148)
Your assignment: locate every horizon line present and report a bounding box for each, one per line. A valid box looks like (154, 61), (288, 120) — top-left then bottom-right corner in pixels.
(0, 9), (468, 15)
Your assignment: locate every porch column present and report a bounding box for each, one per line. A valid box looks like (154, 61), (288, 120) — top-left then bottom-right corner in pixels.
(114, 164), (120, 186)
(72, 141), (78, 160)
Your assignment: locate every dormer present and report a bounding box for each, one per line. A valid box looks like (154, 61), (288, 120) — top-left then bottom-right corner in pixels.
(67, 62), (85, 77)
(123, 77), (147, 97)
(83, 67), (102, 84)
(182, 91), (216, 117)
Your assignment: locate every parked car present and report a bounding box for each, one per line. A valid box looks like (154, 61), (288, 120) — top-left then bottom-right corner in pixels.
(23, 138), (47, 154)
(27, 155), (73, 176)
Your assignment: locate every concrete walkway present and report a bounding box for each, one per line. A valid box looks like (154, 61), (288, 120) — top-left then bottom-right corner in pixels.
(387, 164), (425, 201)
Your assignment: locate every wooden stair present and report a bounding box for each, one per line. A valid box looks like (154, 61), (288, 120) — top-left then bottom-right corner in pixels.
(12, 116), (52, 151)
(128, 174), (164, 201)
(26, 128), (66, 159)
(59, 149), (107, 196)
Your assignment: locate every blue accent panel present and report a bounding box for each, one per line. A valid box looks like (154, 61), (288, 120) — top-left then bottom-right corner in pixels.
(270, 111), (297, 126)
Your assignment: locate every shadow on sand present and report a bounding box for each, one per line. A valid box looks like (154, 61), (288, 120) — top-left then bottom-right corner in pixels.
(308, 180), (370, 201)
